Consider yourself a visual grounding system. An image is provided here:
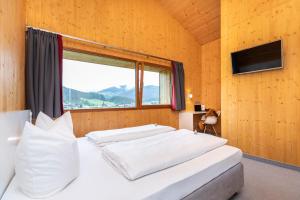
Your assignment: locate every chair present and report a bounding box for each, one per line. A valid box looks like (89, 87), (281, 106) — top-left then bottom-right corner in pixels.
(203, 111), (221, 135)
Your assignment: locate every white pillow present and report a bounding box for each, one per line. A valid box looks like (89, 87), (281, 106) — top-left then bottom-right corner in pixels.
(34, 112), (54, 130)
(15, 122), (79, 198)
(35, 111), (74, 138)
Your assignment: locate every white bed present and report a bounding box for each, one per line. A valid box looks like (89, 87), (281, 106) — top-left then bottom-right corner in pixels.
(3, 138), (242, 200)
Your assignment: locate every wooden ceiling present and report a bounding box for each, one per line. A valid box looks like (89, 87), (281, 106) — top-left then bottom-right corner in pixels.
(159, 0), (220, 45)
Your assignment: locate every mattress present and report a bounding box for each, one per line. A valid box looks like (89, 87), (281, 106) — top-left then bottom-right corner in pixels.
(2, 138), (242, 200)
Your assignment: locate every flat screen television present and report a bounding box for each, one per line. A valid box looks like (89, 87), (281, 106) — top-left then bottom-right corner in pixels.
(231, 40), (283, 75)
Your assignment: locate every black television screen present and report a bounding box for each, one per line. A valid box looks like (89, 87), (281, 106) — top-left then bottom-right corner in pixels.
(231, 40), (282, 74)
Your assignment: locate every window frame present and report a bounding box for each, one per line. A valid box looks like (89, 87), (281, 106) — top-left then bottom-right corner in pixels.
(63, 47), (171, 112)
(139, 62), (172, 108)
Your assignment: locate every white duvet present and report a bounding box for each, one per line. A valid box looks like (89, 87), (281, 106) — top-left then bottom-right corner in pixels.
(86, 124), (175, 147)
(102, 129), (227, 180)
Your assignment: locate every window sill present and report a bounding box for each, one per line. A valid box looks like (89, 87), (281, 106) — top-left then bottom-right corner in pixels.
(141, 105), (171, 109)
(65, 105), (171, 113)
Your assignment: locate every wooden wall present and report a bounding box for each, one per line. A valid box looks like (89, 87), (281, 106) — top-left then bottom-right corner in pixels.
(201, 39), (220, 110)
(71, 108), (178, 137)
(25, 0), (202, 136)
(0, 0), (25, 111)
(200, 39), (221, 135)
(221, 0), (300, 166)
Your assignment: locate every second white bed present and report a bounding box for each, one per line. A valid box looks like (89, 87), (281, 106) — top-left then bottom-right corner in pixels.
(3, 138), (242, 200)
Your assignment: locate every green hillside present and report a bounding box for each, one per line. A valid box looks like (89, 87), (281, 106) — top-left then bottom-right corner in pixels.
(63, 85), (159, 109)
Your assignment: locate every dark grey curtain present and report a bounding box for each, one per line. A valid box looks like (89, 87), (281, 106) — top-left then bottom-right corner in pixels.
(26, 28), (63, 118)
(171, 61), (186, 111)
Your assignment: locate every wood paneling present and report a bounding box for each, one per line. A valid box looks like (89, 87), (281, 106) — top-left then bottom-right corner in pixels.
(26, 0), (202, 135)
(200, 39), (221, 135)
(63, 39), (172, 68)
(201, 39), (220, 110)
(221, 0), (300, 166)
(71, 108), (178, 137)
(0, 0), (25, 111)
(159, 0), (220, 45)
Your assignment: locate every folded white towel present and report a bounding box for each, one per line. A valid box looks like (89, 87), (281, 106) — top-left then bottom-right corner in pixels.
(102, 129), (227, 180)
(86, 124), (176, 146)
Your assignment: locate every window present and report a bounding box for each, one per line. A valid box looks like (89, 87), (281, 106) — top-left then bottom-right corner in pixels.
(63, 50), (136, 109)
(63, 50), (171, 110)
(142, 65), (171, 105)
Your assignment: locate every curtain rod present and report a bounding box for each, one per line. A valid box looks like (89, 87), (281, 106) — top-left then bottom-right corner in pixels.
(26, 26), (173, 63)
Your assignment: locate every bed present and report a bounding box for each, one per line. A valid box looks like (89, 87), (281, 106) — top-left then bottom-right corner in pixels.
(0, 111), (244, 200)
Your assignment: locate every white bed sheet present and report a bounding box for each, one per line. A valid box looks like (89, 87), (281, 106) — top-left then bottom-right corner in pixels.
(2, 138), (242, 200)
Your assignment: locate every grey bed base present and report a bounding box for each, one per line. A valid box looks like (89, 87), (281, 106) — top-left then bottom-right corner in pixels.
(182, 163), (244, 200)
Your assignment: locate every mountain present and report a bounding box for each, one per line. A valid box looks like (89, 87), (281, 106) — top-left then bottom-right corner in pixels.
(109, 95), (134, 104)
(97, 85), (159, 102)
(63, 85), (159, 108)
(142, 85), (159, 102)
(63, 87), (106, 103)
(98, 85), (128, 97)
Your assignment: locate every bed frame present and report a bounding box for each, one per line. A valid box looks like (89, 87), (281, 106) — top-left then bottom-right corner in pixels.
(183, 163), (244, 200)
